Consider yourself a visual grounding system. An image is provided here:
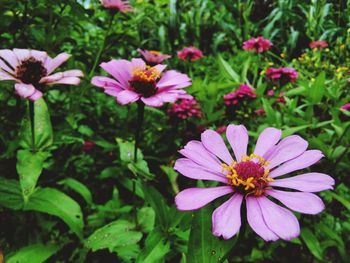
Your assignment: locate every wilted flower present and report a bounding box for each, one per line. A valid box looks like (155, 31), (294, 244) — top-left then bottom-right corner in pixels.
(177, 47), (203, 62)
(223, 84), (256, 106)
(340, 103), (350, 111)
(266, 67), (298, 85)
(168, 96), (202, 120)
(175, 125), (334, 241)
(91, 58), (191, 107)
(100, 0), (133, 12)
(255, 108), (266, 116)
(137, 49), (171, 66)
(0, 49), (83, 101)
(243, 37), (273, 53)
(309, 40), (328, 49)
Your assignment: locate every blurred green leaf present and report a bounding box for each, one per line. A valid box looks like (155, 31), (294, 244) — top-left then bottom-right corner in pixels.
(218, 55), (240, 83)
(59, 178), (93, 205)
(137, 207), (156, 233)
(7, 243), (60, 263)
(300, 228), (323, 261)
(0, 177), (23, 210)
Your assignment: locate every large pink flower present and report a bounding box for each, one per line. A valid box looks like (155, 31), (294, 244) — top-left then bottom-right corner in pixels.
(175, 125), (334, 241)
(91, 58), (191, 107)
(177, 47), (203, 62)
(137, 49), (171, 66)
(266, 67), (298, 85)
(309, 40), (328, 49)
(243, 37), (273, 53)
(100, 0), (133, 12)
(223, 84), (256, 106)
(0, 49), (83, 101)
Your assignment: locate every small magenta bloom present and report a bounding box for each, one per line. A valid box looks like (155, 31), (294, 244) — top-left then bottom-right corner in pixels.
(266, 67), (298, 85)
(91, 58), (191, 107)
(0, 49), (83, 101)
(175, 125), (334, 241)
(216, 126), (227, 134)
(82, 141), (95, 152)
(137, 49), (171, 66)
(168, 96), (202, 120)
(340, 103), (350, 111)
(100, 0), (133, 12)
(255, 108), (266, 116)
(309, 40), (328, 49)
(223, 84), (256, 106)
(177, 47), (203, 62)
(243, 37), (272, 53)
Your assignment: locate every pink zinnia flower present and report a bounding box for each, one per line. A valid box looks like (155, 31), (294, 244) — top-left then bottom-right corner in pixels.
(255, 108), (266, 116)
(340, 103), (350, 111)
(243, 37), (273, 53)
(137, 49), (171, 66)
(175, 125), (334, 241)
(177, 46), (203, 62)
(100, 0), (133, 12)
(309, 40), (328, 49)
(91, 58), (191, 107)
(168, 96), (202, 120)
(0, 49), (83, 101)
(266, 67), (298, 85)
(223, 84), (256, 106)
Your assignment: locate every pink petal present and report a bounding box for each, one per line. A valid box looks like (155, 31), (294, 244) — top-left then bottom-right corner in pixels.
(30, 50), (48, 63)
(0, 70), (16, 80)
(141, 95), (163, 107)
(116, 90), (140, 105)
(156, 91), (179, 103)
(0, 49), (18, 68)
(157, 70), (191, 88)
(266, 135), (308, 169)
(28, 89), (43, 101)
(212, 193), (243, 239)
(269, 150), (324, 178)
(174, 158), (228, 183)
(130, 58), (146, 68)
(0, 58), (15, 74)
(91, 76), (124, 91)
(154, 64), (167, 73)
(13, 49), (30, 62)
(40, 70), (83, 84)
(270, 172), (334, 192)
(246, 197), (279, 241)
(254, 127), (282, 157)
(47, 77), (81, 85)
(15, 83), (36, 98)
(226, 124), (248, 162)
(267, 189), (325, 215)
(201, 130), (234, 164)
(175, 186), (233, 211)
(100, 60), (132, 88)
(257, 196), (300, 240)
(45, 53), (71, 74)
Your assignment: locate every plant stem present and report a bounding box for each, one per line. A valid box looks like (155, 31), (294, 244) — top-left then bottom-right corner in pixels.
(29, 101), (35, 152)
(134, 101), (145, 162)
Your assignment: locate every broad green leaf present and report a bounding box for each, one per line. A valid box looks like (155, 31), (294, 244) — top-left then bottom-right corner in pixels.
(327, 192), (350, 212)
(282, 124), (311, 137)
(309, 72), (326, 104)
(16, 149), (49, 201)
(7, 243), (60, 263)
(137, 207), (156, 233)
(0, 177), (23, 210)
(217, 55), (240, 83)
(85, 219), (142, 252)
(137, 230), (170, 263)
(117, 138), (143, 162)
(300, 228), (323, 260)
(59, 178), (93, 205)
(114, 244), (141, 262)
(24, 187), (84, 238)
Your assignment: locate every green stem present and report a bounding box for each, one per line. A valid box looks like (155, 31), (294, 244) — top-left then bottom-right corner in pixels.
(134, 101), (145, 162)
(29, 101), (35, 152)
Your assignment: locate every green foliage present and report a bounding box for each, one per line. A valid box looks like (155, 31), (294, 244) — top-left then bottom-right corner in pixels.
(6, 243), (61, 263)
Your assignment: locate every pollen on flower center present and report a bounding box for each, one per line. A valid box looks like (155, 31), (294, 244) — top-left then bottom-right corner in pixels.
(222, 154), (274, 196)
(16, 57), (47, 85)
(129, 66), (161, 97)
(149, 50), (161, 56)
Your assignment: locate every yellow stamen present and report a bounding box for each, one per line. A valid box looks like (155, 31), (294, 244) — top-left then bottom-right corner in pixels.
(132, 65), (160, 82)
(149, 50), (161, 56)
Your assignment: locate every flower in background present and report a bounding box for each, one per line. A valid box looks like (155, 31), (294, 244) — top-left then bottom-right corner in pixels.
(100, 0), (133, 12)
(177, 46), (203, 62)
(137, 49), (171, 66)
(243, 37), (273, 53)
(216, 126), (227, 134)
(91, 58), (191, 107)
(223, 84), (256, 106)
(309, 40), (328, 49)
(175, 125), (334, 241)
(82, 140), (95, 152)
(255, 108), (266, 116)
(168, 96), (202, 120)
(276, 92), (286, 104)
(340, 103), (350, 111)
(0, 49), (83, 101)
(266, 67), (298, 85)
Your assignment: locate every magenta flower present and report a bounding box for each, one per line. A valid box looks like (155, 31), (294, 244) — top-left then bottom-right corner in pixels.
(137, 49), (171, 66)
(0, 49), (83, 101)
(82, 140), (95, 152)
(91, 58), (191, 107)
(243, 37), (273, 53)
(100, 0), (133, 12)
(177, 47), (203, 62)
(340, 103), (350, 111)
(175, 125), (334, 241)
(309, 40), (328, 49)
(266, 67), (298, 85)
(223, 84), (256, 106)
(255, 108), (266, 116)
(216, 126), (227, 134)
(168, 96), (202, 120)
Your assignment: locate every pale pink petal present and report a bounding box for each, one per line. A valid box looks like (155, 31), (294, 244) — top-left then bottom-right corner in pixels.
(45, 53), (71, 74)
(269, 172), (334, 192)
(156, 91), (179, 103)
(257, 196), (300, 240)
(30, 50), (48, 63)
(174, 158), (228, 183)
(157, 70), (191, 88)
(246, 197), (279, 241)
(28, 90), (43, 101)
(0, 70), (16, 80)
(47, 77), (81, 85)
(201, 130), (234, 164)
(212, 193), (243, 239)
(0, 49), (19, 68)
(91, 76), (124, 91)
(154, 64), (167, 73)
(175, 186), (233, 211)
(254, 127), (282, 157)
(100, 60), (132, 88)
(267, 189), (325, 215)
(15, 83), (36, 98)
(40, 70), (83, 84)
(269, 150), (324, 178)
(13, 49), (30, 62)
(130, 58), (146, 69)
(104, 88), (121, 97)
(0, 58), (15, 74)
(226, 124), (248, 162)
(141, 95), (163, 107)
(116, 90), (140, 105)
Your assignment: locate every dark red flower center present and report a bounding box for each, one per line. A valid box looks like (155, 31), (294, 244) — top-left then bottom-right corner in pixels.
(16, 57), (47, 85)
(129, 66), (160, 97)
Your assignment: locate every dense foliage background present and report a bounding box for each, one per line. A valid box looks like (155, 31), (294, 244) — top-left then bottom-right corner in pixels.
(0, 0), (350, 262)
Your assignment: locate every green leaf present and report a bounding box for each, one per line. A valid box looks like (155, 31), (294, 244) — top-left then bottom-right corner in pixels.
(217, 55), (240, 83)
(7, 243), (60, 263)
(24, 187), (84, 238)
(16, 149), (49, 201)
(0, 177), (23, 210)
(300, 228), (323, 260)
(187, 205), (237, 263)
(327, 192), (350, 212)
(161, 165), (179, 194)
(59, 178), (93, 205)
(137, 207), (156, 233)
(85, 219), (142, 252)
(309, 72), (326, 104)
(117, 138), (143, 162)
(114, 244), (141, 262)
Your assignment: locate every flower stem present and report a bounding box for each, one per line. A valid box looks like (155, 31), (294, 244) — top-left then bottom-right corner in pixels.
(29, 101), (35, 152)
(134, 101), (145, 162)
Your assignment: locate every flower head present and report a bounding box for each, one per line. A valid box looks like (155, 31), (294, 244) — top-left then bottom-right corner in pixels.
(266, 67), (298, 85)
(340, 103), (350, 111)
(177, 46), (203, 62)
(243, 37), (273, 53)
(175, 125), (334, 241)
(223, 84), (256, 106)
(82, 140), (95, 152)
(100, 0), (133, 12)
(216, 126), (227, 134)
(137, 49), (171, 66)
(0, 49), (83, 101)
(255, 108), (266, 116)
(168, 96), (202, 120)
(309, 40), (328, 49)
(91, 58), (191, 107)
